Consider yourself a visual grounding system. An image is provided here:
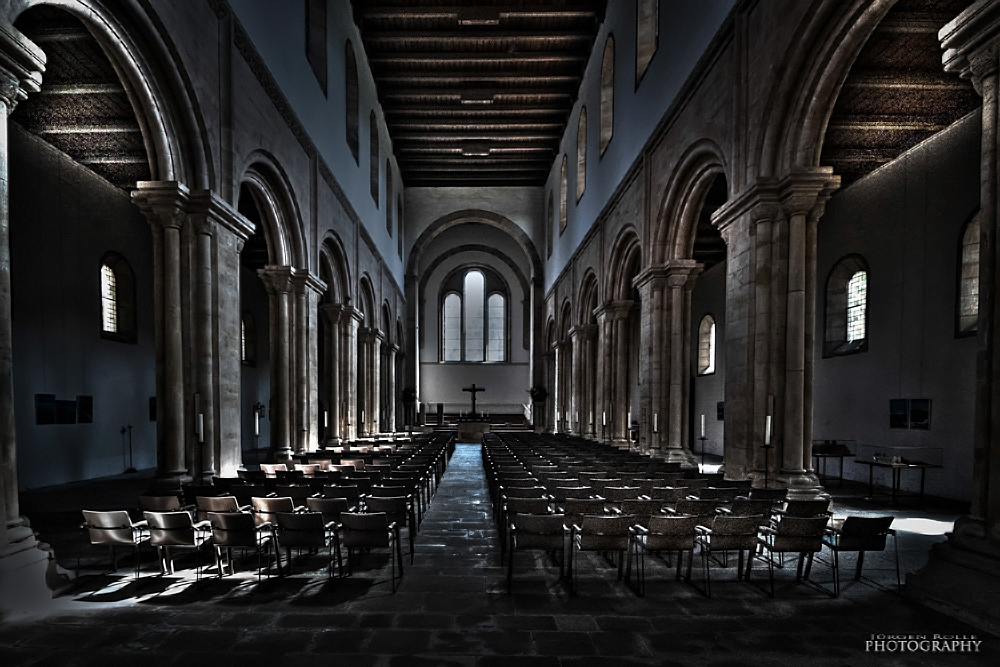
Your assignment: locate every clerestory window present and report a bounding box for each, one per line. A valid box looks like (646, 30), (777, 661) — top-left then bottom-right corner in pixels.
(440, 268), (508, 363)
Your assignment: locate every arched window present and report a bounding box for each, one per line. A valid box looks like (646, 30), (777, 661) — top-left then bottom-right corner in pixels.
(546, 191), (554, 258)
(241, 311), (257, 366)
(345, 42), (359, 163)
(600, 35), (615, 156)
(100, 253), (136, 343)
(397, 195), (404, 259)
(439, 268), (508, 363)
(825, 255), (869, 356)
(559, 155), (568, 234)
(442, 293), (462, 361)
(370, 111), (379, 204)
(636, 0), (658, 85)
(576, 107), (587, 201)
(697, 314), (716, 375)
(958, 213), (981, 336)
(305, 0), (327, 94)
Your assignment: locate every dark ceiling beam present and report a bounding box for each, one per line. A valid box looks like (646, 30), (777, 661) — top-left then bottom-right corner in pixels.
(361, 30), (596, 45)
(37, 83), (124, 95)
(390, 122), (564, 132)
(374, 74), (579, 87)
(842, 72), (970, 91)
(353, 5), (604, 19)
(34, 124), (141, 134)
(826, 116), (951, 132)
(821, 148), (913, 163)
(385, 108), (568, 120)
(394, 133), (560, 143)
(368, 52), (589, 65)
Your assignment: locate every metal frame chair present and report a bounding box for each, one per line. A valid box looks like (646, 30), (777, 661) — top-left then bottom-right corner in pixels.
(822, 515), (900, 596)
(208, 511), (276, 579)
(627, 514), (700, 596)
(340, 512), (404, 592)
(79, 509), (149, 580)
(274, 511), (341, 578)
(506, 512), (569, 593)
(757, 515), (830, 597)
(143, 510), (212, 580)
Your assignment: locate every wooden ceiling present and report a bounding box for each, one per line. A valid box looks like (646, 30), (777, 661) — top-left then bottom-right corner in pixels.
(821, 0), (979, 187)
(351, 1), (607, 187)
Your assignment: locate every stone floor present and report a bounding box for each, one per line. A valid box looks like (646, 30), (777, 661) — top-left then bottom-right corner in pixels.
(1, 443), (996, 666)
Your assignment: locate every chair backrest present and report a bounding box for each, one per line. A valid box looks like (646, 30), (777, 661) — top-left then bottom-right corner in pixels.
(209, 511), (260, 547)
(370, 485), (408, 498)
(143, 510), (197, 546)
(306, 497), (349, 523)
(294, 464), (321, 477)
(698, 487), (740, 502)
(771, 515), (828, 552)
(645, 486), (688, 501)
(707, 514), (762, 550)
(340, 512), (391, 548)
(365, 496), (410, 525)
(618, 499), (663, 527)
(307, 459), (333, 470)
(237, 469), (266, 482)
(342, 476), (373, 494)
(781, 499), (832, 517)
(341, 458), (365, 470)
(197, 495), (240, 513)
(603, 486), (642, 502)
(502, 485), (548, 499)
(274, 484), (312, 503)
(552, 486), (592, 501)
(674, 498), (722, 519)
(505, 497), (551, 516)
(748, 487), (788, 501)
(728, 499), (774, 524)
(836, 516), (894, 551)
(260, 463), (287, 477)
(81, 510), (139, 545)
(230, 484), (267, 506)
(647, 514), (701, 536)
(138, 495), (182, 512)
(275, 469), (306, 482)
(330, 464), (357, 474)
(323, 485), (361, 505)
(511, 512), (566, 537)
(577, 514), (633, 550)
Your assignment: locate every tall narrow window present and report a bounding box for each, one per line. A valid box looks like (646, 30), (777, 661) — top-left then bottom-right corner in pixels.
(442, 293), (462, 361)
(345, 42), (359, 163)
(576, 107), (587, 201)
(636, 0), (658, 86)
(397, 195), (404, 259)
(958, 213), (981, 335)
(464, 270), (485, 362)
(697, 314), (716, 375)
(559, 156), (568, 233)
(600, 35), (615, 155)
(241, 311), (257, 365)
(101, 264), (117, 333)
(846, 271), (867, 342)
(370, 111), (379, 204)
(824, 255), (869, 356)
(99, 252), (136, 343)
(487, 293), (505, 362)
(305, 0), (327, 94)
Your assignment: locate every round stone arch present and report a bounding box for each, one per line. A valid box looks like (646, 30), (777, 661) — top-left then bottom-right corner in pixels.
(653, 138), (730, 264)
(238, 151), (307, 269)
(407, 209), (542, 281)
(319, 233), (351, 305)
(7, 0), (211, 188)
(756, 0), (894, 178)
(606, 226), (642, 302)
(577, 269), (600, 326)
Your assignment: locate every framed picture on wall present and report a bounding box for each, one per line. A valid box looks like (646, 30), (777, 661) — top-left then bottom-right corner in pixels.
(889, 399), (909, 428)
(909, 399), (931, 430)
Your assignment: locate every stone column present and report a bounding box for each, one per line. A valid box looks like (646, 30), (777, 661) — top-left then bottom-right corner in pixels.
(343, 307), (362, 441)
(605, 301), (633, 444)
(291, 273), (324, 452)
(636, 270), (666, 457)
(593, 305), (612, 442)
(191, 206), (216, 481)
(132, 182), (192, 481)
(321, 304), (343, 445)
(666, 263), (702, 464)
(907, 7), (1000, 633)
(259, 267), (294, 460)
(0, 49), (41, 551)
(570, 325), (596, 438)
(569, 326), (583, 435)
(552, 341), (564, 432)
(386, 343), (398, 432)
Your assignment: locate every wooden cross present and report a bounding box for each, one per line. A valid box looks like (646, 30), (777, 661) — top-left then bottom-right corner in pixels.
(462, 383), (485, 416)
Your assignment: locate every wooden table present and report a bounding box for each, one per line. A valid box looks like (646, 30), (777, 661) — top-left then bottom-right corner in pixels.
(812, 452), (852, 487)
(853, 459), (942, 503)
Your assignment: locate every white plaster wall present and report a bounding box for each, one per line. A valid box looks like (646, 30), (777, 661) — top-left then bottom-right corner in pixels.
(813, 113), (981, 501)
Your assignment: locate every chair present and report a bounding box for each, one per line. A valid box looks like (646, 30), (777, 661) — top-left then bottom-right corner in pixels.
(196, 495), (250, 521)
(506, 513), (570, 593)
(724, 499), (776, 527)
(364, 495), (416, 564)
(294, 463), (322, 477)
(561, 497), (608, 528)
(79, 510), (149, 579)
(340, 458), (365, 470)
(602, 486), (643, 504)
(340, 512), (404, 592)
(748, 487), (788, 502)
(616, 499), (665, 528)
(230, 484), (268, 507)
(775, 498), (832, 518)
(237, 469), (267, 483)
(669, 499), (722, 528)
(499, 496), (552, 563)
(551, 486), (593, 503)
(697, 487), (741, 502)
(822, 516), (899, 596)
(274, 511), (341, 577)
(306, 497), (350, 525)
(274, 484), (313, 507)
(695, 514), (763, 597)
(627, 514), (700, 596)
(322, 485), (361, 510)
(208, 511), (276, 579)
(143, 510), (212, 579)
(251, 496), (296, 526)
(644, 486), (689, 503)
(260, 463), (287, 477)
(570, 514), (635, 593)
(757, 515), (830, 597)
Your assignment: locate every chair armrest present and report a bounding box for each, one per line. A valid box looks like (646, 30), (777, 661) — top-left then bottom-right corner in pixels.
(324, 520), (339, 531)
(695, 525), (712, 535)
(639, 494), (651, 500)
(759, 526), (776, 536)
(256, 521), (273, 530)
(663, 507), (678, 515)
(610, 507), (623, 515)
(193, 519), (212, 530)
(132, 520), (149, 528)
(237, 505), (253, 512)
(716, 507), (732, 514)
(632, 525), (650, 535)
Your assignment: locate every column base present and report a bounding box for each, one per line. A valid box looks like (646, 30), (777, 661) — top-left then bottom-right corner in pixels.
(324, 437), (343, 448)
(154, 469), (192, 488)
(907, 516), (1000, 636)
(1, 518), (74, 620)
(776, 469), (827, 500)
(662, 446), (699, 468)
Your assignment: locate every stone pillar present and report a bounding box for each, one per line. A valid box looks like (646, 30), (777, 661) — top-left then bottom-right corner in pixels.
(343, 307), (362, 441)
(0, 41), (42, 543)
(372, 330), (383, 433)
(907, 6), (1000, 634)
(593, 305), (612, 442)
(259, 267), (294, 460)
(636, 270), (666, 457)
(602, 301), (633, 444)
(321, 304), (343, 445)
(132, 182), (192, 481)
(713, 172), (836, 492)
(291, 273), (324, 452)
(552, 341), (564, 432)
(666, 263), (702, 464)
(192, 207), (216, 481)
(569, 326), (583, 435)
(387, 344), (398, 432)
(570, 325), (596, 438)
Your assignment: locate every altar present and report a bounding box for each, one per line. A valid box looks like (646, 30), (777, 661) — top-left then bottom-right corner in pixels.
(456, 383), (490, 440)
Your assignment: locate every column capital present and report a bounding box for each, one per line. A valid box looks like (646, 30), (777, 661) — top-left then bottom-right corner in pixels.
(568, 324), (597, 341)
(320, 303), (346, 325)
(594, 300), (633, 321)
(344, 305), (364, 325)
(291, 271), (327, 296)
(0, 24), (45, 108)
(359, 327), (378, 344)
(777, 169), (840, 220)
(941, 1), (1000, 88)
(131, 181), (191, 230)
(258, 265), (295, 294)
(187, 190), (254, 240)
